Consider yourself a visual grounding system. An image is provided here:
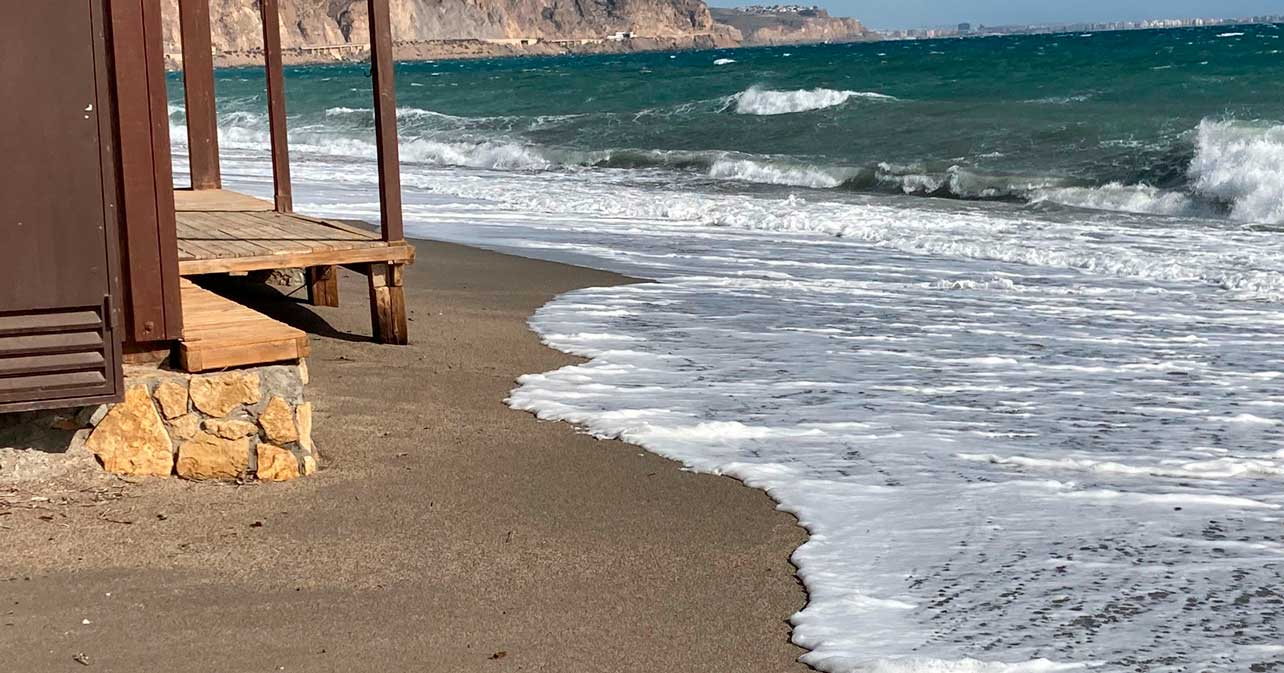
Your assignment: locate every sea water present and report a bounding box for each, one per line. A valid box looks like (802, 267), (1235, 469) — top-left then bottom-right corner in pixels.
(173, 24), (1284, 672)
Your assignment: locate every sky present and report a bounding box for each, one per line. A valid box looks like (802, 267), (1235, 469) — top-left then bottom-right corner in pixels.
(717, 0), (1284, 30)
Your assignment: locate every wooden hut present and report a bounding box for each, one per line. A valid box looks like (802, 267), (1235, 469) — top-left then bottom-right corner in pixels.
(1, 0), (413, 415)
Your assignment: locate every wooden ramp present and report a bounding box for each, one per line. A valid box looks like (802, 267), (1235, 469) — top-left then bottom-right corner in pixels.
(178, 279), (309, 373)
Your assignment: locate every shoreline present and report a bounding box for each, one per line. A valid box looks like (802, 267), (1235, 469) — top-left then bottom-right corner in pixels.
(176, 36), (879, 70)
(0, 238), (813, 672)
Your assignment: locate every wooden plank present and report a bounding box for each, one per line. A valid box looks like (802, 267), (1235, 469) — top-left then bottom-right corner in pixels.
(179, 243), (414, 276)
(236, 212), (342, 247)
(300, 216), (381, 240)
(177, 0), (221, 189)
(199, 212), (317, 254)
(260, 0), (293, 213)
(246, 212), (374, 241)
(174, 188), (274, 212)
(367, 0), (404, 242)
(180, 212), (280, 258)
(178, 280), (308, 372)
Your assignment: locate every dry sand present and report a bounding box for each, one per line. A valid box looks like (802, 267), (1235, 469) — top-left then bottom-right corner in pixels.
(0, 240), (812, 672)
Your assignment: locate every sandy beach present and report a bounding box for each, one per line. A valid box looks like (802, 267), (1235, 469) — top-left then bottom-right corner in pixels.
(0, 239), (811, 672)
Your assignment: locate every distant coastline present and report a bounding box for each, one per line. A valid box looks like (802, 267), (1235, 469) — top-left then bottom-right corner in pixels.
(158, 0), (874, 70)
(173, 34), (745, 70)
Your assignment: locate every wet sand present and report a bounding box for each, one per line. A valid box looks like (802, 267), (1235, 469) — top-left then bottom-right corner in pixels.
(0, 239), (811, 672)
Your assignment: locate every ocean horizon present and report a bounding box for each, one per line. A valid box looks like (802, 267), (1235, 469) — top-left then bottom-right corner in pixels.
(173, 24), (1284, 672)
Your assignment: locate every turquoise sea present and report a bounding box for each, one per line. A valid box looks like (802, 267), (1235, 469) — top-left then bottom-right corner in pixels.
(176, 24), (1284, 673)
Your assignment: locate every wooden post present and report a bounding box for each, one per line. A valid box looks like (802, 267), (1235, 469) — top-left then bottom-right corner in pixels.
(367, 263), (408, 344)
(260, 0), (292, 213)
(306, 266), (339, 307)
(109, 0), (184, 344)
(177, 0), (221, 190)
(367, 0), (404, 242)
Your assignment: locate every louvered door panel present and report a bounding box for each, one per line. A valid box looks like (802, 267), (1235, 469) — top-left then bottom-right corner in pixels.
(0, 1), (123, 412)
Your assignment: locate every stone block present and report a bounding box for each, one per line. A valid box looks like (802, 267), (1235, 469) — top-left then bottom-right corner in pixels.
(74, 404), (109, 428)
(203, 418), (257, 440)
(296, 402), (314, 454)
(85, 386), (174, 477)
(189, 371), (261, 417)
(153, 379), (189, 419)
(168, 413), (201, 442)
(259, 396), (298, 444)
(260, 366), (304, 405)
(176, 432), (250, 481)
(256, 443), (300, 482)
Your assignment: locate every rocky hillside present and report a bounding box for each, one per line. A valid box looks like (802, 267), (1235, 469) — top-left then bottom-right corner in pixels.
(709, 7), (870, 45)
(159, 0), (741, 64)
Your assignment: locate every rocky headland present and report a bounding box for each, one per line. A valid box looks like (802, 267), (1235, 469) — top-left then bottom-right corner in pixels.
(709, 6), (872, 46)
(159, 0), (873, 67)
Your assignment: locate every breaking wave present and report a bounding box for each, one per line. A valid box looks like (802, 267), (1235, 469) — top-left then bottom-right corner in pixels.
(1029, 183), (1197, 217)
(731, 86), (896, 115)
(707, 158), (851, 188)
(1188, 119), (1284, 224)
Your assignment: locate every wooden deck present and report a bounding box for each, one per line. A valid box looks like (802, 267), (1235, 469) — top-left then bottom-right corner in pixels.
(173, 188), (412, 345)
(174, 189), (414, 276)
(178, 279), (309, 372)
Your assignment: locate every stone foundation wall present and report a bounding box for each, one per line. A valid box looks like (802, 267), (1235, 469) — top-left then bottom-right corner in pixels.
(84, 362), (317, 482)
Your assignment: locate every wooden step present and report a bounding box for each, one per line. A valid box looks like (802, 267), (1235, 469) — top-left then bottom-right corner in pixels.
(178, 279), (309, 372)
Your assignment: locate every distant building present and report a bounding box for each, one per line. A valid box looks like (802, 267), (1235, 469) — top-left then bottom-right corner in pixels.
(958, 22), (972, 33)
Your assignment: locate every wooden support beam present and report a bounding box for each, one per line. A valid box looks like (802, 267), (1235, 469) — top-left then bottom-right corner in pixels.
(367, 0), (404, 242)
(177, 0), (221, 189)
(109, 0), (185, 344)
(306, 266), (340, 307)
(367, 263), (408, 344)
(260, 0), (293, 213)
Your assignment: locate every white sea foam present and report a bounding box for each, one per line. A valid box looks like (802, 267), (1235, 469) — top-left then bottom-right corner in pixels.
(732, 86), (895, 115)
(1188, 119), (1284, 224)
(1029, 183), (1195, 216)
(714, 58), (737, 65)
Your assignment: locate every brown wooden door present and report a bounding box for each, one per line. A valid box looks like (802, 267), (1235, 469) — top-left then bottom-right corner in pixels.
(0, 0), (124, 412)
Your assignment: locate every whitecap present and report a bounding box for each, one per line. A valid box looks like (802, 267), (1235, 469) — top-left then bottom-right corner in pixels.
(731, 86), (896, 115)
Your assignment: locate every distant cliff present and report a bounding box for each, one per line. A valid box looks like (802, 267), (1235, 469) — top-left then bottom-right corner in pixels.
(709, 6), (871, 45)
(159, 0), (742, 66)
